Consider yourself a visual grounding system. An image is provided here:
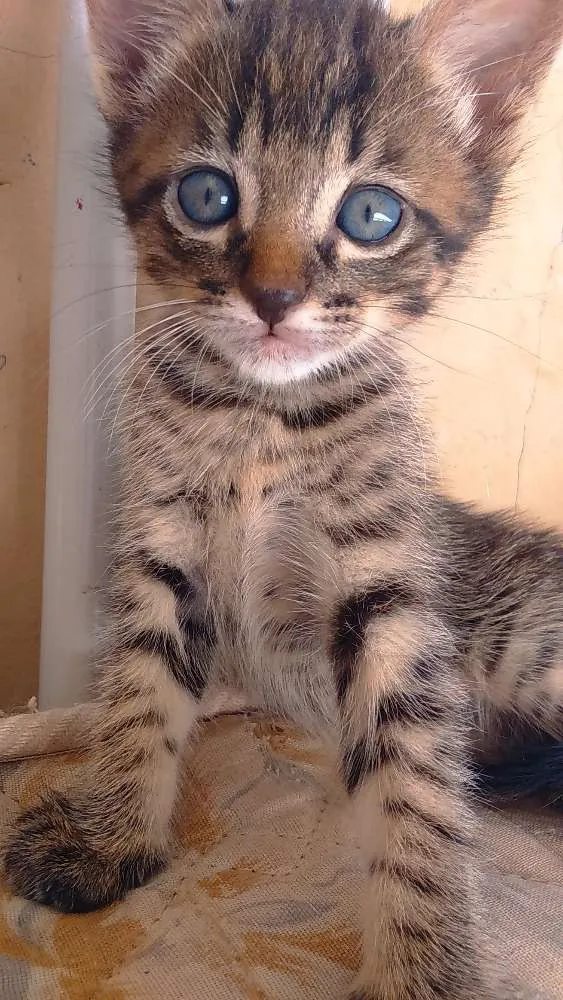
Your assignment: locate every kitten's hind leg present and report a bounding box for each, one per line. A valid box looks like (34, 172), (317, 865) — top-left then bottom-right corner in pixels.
(4, 554), (216, 912)
(444, 499), (563, 806)
(474, 630), (563, 809)
(469, 536), (563, 808)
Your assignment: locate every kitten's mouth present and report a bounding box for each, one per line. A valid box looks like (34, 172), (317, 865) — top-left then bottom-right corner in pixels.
(257, 320), (311, 348)
(257, 326), (312, 359)
(219, 310), (330, 383)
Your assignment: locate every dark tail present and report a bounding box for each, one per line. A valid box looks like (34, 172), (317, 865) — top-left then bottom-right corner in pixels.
(476, 741), (563, 811)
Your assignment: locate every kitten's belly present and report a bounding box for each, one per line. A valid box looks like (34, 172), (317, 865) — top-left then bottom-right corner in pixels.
(210, 494), (337, 724)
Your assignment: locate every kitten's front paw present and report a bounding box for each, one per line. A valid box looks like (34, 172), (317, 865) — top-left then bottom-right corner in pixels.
(4, 792), (165, 912)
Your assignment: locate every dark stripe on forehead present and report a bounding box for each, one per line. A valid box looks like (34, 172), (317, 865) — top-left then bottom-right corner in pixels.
(227, 102), (244, 152)
(348, 0), (379, 160)
(227, 2), (275, 151)
(228, 0), (382, 153)
(259, 75), (276, 144)
(349, 120), (367, 163)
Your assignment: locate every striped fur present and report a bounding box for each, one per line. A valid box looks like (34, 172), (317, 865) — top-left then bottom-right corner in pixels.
(5, 2), (563, 998)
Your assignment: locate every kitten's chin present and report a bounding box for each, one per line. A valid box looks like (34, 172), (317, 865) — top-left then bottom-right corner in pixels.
(230, 337), (334, 386)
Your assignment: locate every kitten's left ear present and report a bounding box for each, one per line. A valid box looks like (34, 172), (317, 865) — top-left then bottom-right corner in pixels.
(411, 0), (563, 169)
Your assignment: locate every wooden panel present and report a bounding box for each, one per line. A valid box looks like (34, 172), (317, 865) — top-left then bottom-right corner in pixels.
(0, 0), (62, 709)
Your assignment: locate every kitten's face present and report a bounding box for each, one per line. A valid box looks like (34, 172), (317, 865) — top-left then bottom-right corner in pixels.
(94, 0), (559, 389)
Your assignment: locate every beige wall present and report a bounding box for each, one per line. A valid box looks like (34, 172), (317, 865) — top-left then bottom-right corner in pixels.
(0, 0), (561, 709)
(0, 0), (62, 708)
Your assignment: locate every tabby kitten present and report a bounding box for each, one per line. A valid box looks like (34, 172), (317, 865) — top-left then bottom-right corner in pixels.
(5, 1), (563, 998)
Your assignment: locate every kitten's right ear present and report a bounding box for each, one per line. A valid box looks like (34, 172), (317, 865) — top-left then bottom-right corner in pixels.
(86, 0), (224, 119)
(86, 0), (156, 118)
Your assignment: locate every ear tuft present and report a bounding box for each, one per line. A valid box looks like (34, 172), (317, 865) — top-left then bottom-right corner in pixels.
(86, 0), (156, 117)
(412, 0), (563, 169)
(86, 0), (225, 119)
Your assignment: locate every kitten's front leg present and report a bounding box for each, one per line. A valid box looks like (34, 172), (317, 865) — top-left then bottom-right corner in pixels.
(4, 551), (216, 912)
(331, 583), (491, 1000)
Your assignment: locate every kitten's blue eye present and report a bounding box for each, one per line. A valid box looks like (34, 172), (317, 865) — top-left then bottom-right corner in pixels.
(337, 187), (402, 244)
(177, 169), (238, 226)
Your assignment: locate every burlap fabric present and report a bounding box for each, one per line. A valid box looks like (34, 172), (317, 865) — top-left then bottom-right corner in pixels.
(0, 707), (561, 999)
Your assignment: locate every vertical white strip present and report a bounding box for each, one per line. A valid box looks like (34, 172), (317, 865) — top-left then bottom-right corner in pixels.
(39, 0), (136, 708)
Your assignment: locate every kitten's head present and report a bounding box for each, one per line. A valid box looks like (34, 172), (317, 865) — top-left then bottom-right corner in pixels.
(87, 0), (563, 389)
